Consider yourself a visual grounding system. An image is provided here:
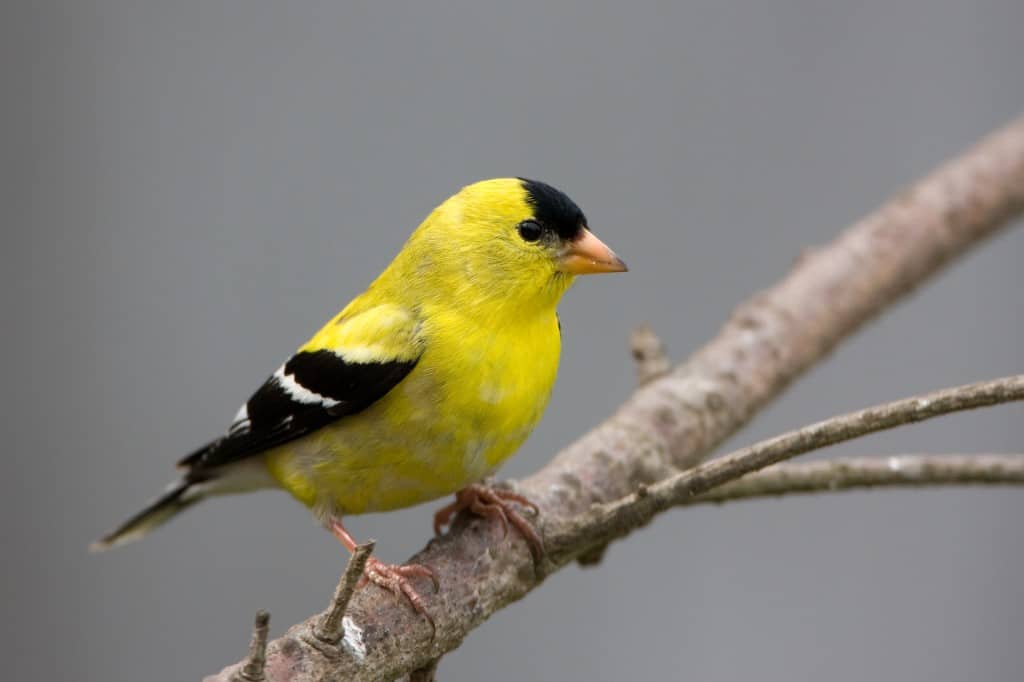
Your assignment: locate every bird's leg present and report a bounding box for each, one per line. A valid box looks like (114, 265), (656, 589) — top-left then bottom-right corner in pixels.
(433, 483), (544, 561)
(328, 517), (438, 630)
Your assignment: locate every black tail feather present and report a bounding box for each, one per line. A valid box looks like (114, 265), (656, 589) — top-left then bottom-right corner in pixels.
(90, 480), (199, 552)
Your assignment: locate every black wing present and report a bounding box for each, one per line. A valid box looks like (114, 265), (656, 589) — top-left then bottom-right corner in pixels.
(179, 349), (417, 474)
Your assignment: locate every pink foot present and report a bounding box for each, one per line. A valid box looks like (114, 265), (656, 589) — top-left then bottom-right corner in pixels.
(433, 483), (544, 561)
(329, 517), (438, 632)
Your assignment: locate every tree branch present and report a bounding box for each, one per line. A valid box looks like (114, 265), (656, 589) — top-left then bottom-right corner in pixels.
(207, 116), (1024, 682)
(548, 375), (1024, 554)
(688, 454), (1024, 505)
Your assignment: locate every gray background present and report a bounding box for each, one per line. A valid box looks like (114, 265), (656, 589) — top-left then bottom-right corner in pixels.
(6, 1), (1023, 680)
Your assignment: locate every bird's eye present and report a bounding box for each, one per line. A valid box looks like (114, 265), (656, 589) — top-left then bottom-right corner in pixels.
(517, 220), (543, 242)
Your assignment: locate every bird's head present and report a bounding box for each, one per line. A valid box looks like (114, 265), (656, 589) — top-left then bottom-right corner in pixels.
(398, 178), (626, 316)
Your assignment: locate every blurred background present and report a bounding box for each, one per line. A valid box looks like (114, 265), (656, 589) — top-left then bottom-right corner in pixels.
(6, 1), (1023, 680)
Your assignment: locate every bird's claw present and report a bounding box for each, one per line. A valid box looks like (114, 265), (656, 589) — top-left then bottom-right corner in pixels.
(361, 557), (438, 635)
(433, 484), (544, 562)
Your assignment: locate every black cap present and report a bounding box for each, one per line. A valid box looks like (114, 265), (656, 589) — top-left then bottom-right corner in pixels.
(519, 178), (586, 241)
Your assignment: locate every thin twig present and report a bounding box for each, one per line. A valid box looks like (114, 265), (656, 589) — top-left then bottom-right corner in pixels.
(550, 376), (1024, 555)
(233, 610), (270, 682)
(313, 541), (375, 644)
(688, 454), (1024, 505)
(631, 324), (670, 385)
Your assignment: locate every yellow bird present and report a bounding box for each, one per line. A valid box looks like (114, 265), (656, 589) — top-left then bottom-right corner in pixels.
(93, 178), (626, 617)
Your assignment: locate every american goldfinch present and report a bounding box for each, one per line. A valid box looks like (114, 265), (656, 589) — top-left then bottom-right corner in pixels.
(94, 178), (626, 618)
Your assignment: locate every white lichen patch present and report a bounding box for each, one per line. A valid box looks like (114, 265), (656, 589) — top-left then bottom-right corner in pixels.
(342, 616), (367, 662)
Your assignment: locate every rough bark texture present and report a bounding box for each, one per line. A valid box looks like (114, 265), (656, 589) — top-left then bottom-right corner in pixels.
(312, 542), (375, 645)
(232, 611), (270, 682)
(208, 116), (1024, 682)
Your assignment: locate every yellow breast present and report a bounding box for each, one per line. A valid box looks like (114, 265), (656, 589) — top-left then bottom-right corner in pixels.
(264, 307), (561, 516)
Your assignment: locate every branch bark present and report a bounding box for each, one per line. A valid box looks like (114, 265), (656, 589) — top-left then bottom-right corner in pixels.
(207, 116), (1024, 682)
(630, 324), (670, 385)
(312, 541), (375, 646)
(548, 376), (1024, 554)
(689, 454), (1024, 505)
(232, 611), (270, 682)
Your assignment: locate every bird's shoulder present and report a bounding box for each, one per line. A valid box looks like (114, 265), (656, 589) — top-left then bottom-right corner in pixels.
(304, 300), (422, 363)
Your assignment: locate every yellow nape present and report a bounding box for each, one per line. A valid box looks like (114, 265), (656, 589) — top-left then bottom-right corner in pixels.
(379, 178), (576, 319)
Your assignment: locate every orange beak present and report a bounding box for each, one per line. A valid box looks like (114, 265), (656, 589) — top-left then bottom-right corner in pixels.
(556, 229), (628, 275)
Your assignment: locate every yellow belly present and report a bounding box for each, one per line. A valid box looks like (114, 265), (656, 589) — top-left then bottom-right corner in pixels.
(264, 309), (560, 516)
